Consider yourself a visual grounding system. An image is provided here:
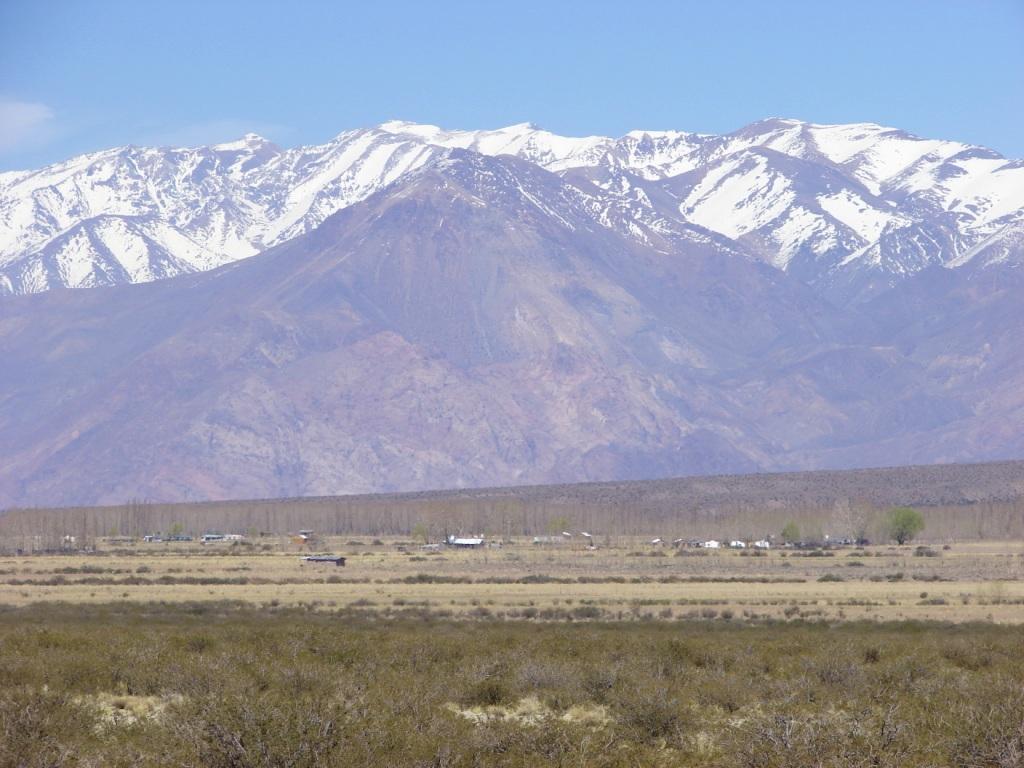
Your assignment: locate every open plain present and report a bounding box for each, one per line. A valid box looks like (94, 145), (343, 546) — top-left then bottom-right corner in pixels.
(3, 536), (1024, 623)
(3, 464), (1024, 765)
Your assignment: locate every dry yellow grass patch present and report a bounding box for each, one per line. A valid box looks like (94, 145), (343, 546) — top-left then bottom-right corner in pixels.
(3, 537), (1024, 623)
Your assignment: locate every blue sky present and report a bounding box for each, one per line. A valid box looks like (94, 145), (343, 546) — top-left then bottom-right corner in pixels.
(1, 0), (1022, 169)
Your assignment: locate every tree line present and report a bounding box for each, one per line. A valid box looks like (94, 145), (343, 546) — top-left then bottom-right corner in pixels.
(0, 491), (1018, 552)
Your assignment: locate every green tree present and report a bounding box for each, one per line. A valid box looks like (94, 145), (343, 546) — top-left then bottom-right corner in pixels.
(781, 521), (800, 544)
(546, 515), (571, 536)
(886, 506), (924, 545)
(412, 522), (430, 544)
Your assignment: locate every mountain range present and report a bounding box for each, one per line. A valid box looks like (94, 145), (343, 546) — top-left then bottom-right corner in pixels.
(0, 119), (1021, 507)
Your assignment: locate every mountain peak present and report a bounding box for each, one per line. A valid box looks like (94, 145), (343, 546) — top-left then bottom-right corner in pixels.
(378, 119), (434, 133)
(211, 133), (272, 151)
(376, 120), (547, 143)
(504, 121), (541, 131)
(740, 116), (806, 132)
(1, 117), (1019, 301)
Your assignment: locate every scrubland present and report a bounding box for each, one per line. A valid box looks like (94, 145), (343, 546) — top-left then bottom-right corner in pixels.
(3, 603), (1024, 767)
(3, 536), (1024, 765)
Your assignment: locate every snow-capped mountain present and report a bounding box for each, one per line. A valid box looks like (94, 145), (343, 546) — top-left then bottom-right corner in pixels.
(1, 143), (1021, 507)
(2, 118), (1022, 300)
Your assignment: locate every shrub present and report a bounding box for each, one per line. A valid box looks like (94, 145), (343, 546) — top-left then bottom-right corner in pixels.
(571, 605), (603, 620)
(947, 680), (1024, 768)
(461, 678), (509, 707)
(170, 691), (346, 768)
(617, 689), (686, 744)
(0, 689), (98, 768)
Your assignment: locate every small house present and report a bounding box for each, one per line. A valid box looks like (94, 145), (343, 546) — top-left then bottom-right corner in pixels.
(446, 535), (485, 548)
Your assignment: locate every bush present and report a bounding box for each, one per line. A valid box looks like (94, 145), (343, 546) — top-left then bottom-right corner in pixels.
(171, 691), (346, 768)
(0, 689), (98, 768)
(617, 689), (686, 745)
(571, 605), (603, 620)
(726, 707), (910, 768)
(947, 680), (1024, 768)
(461, 678), (509, 707)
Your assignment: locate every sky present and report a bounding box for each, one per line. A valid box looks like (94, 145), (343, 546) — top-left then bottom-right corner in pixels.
(1, 0), (1022, 170)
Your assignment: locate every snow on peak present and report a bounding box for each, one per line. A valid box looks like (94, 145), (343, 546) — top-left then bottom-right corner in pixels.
(680, 153), (796, 241)
(212, 133), (271, 151)
(625, 128), (705, 140)
(375, 120), (611, 172)
(1, 116), (1021, 296)
(378, 120), (446, 139)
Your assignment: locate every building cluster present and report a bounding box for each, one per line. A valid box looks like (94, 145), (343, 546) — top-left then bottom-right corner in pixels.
(665, 538), (772, 550)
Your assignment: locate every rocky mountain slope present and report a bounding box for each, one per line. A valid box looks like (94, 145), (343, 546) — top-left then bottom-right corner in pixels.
(0, 145), (1020, 507)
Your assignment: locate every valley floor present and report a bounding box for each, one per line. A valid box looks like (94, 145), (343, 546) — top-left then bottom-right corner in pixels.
(3, 537), (1024, 623)
(3, 538), (1024, 765)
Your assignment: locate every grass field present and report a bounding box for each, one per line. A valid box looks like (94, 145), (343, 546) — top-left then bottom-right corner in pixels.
(3, 537), (1023, 623)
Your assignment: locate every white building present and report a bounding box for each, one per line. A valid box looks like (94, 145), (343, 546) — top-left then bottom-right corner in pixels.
(446, 535), (485, 548)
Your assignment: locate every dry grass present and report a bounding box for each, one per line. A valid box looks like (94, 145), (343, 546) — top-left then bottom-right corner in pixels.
(3, 536), (1024, 623)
